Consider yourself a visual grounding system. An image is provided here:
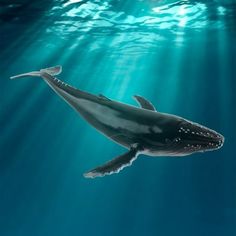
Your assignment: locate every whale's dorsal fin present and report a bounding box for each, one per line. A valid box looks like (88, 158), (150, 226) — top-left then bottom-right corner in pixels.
(133, 95), (156, 111)
(84, 145), (140, 178)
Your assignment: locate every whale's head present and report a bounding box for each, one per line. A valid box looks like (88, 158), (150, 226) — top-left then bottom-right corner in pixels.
(164, 119), (224, 156)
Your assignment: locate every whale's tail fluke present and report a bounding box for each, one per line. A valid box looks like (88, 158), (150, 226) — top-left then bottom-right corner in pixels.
(10, 65), (62, 80)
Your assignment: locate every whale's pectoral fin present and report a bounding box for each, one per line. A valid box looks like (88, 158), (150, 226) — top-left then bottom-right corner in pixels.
(133, 95), (156, 111)
(84, 147), (139, 178)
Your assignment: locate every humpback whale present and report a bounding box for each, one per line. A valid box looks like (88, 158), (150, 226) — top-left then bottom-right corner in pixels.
(10, 66), (224, 178)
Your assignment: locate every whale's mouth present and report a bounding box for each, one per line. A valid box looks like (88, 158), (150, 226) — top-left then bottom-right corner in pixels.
(174, 121), (224, 154)
(182, 135), (224, 153)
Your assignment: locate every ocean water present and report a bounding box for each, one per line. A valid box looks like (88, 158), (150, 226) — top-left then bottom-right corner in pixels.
(0, 0), (236, 235)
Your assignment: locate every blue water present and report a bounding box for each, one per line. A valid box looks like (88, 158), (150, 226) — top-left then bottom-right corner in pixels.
(0, 0), (236, 235)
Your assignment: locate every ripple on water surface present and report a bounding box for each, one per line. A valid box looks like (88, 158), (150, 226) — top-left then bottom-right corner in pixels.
(0, 0), (236, 55)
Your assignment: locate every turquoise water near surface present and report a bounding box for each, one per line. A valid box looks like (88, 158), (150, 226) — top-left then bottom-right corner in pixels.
(0, 0), (236, 235)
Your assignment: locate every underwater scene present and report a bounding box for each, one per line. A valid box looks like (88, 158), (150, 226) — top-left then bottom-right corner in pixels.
(0, 0), (236, 235)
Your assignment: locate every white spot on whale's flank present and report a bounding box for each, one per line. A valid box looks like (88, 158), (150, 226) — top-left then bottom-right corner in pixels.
(152, 126), (163, 133)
